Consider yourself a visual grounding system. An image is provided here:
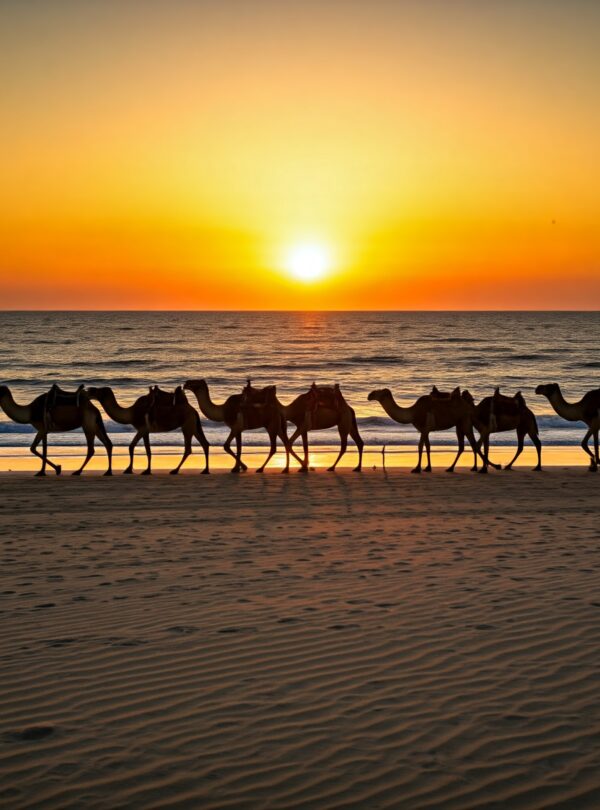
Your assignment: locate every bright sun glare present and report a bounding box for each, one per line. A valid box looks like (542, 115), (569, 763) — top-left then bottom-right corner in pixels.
(285, 242), (332, 282)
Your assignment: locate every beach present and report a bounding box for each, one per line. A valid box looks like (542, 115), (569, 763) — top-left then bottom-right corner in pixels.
(2, 469), (599, 809)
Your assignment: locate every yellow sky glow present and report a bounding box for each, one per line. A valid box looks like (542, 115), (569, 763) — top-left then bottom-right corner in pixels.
(1, 1), (599, 309)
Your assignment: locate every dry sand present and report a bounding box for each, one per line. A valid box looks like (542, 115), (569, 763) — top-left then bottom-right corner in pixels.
(1, 469), (599, 809)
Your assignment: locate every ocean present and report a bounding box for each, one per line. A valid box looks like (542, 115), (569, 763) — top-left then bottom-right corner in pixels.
(0, 311), (598, 451)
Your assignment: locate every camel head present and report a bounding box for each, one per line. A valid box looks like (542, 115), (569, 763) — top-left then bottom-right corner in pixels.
(368, 388), (391, 403)
(86, 385), (112, 402)
(183, 379), (207, 394)
(536, 383), (559, 398)
(461, 389), (475, 406)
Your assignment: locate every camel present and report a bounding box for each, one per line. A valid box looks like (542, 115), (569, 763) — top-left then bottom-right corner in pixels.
(278, 382), (364, 472)
(183, 379), (303, 473)
(0, 383), (112, 476)
(461, 388), (542, 472)
(368, 386), (490, 473)
(86, 385), (209, 475)
(536, 383), (600, 471)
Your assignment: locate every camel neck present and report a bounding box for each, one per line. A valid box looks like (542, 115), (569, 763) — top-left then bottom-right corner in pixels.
(550, 390), (584, 422)
(0, 390), (32, 424)
(101, 392), (135, 425)
(197, 389), (225, 422)
(381, 393), (415, 425)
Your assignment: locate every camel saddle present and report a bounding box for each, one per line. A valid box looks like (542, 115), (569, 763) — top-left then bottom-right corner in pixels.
(307, 383), (344, 415)
(43, 383), (87, 429)
(145, 385), (186, 427)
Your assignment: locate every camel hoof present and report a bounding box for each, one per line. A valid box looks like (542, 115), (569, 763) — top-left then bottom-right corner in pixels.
(201, 469), (210, 475)
(56, 465), (62, 476)
(326, 466), (336, 472)
(280, 468), (290, 474)
(169, 469), (179, 475)
(411, 468), (421, 474)
(141, 469), (152, 476)
(35, 470), (46, 477)
(123, 468), (133, 475)
(494, 464), (503, 470)
(424, 467), (432, 473)
(352, 466), (362, 473)
(532, 466), (542, 472)
(445, 467), (455, 473)
(72, 470), (82, 476)
(504, 466), (513, 471)
(230, 468), (241, 474)
(471, 466), (477, 473)
(588, 465), (597, 473)
(297, 467), (309, 474)
(104, 470), (113, 477)
(479, 467), (488, 475)
(255, 468), (264, 474)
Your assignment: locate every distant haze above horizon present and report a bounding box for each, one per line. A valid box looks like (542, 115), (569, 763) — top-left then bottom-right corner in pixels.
(1, 0), (599, 310)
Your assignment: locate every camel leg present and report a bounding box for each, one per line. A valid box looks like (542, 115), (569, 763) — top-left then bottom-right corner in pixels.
(124, 430), (144, 474)
(505, 431), (524, 470)
(279, 420), (305, 471)
(350, 420), (364, 472)
(328, 430), (348, 472)
(580, 429), (596, 471)
(31, 432), (61, 476)
(412, 433), (425, 473)
(472, 435), (483, 472)
(594, 428), (600, 466)
(72, 430), (95, 476)
(478, 434), (490, 474)
(447, 430), (464, 472)
(423, 434), (432, 472)
(195, 427), (210, 474)
(224, 429), (244, 473)
(170, 433), (192, 475)
(95, 417), (113, 476)
(473, 429), (500, 472)
(530, 431), (542, 471)
(237, 435), (248, 472)
(287, 426), (308, 472)
(256, 428), (278, 473)
(300, 432), (309, 471)
(139, 434), (154, 475)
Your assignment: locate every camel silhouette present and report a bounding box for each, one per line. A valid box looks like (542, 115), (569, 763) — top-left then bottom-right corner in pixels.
(462, 387), (542, 472)
(536, 383), (600, 471)
(0, 383), (112, 476)
(87, 385), (209, 475)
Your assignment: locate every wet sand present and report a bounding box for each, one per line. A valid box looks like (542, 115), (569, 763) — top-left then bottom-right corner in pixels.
(1, 469), (599, 809)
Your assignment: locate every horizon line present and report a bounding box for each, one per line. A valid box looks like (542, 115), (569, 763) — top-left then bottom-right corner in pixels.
(1, 308), (599, 314)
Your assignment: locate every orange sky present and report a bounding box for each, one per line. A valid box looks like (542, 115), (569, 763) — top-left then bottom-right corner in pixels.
(1, 0), (599, 309)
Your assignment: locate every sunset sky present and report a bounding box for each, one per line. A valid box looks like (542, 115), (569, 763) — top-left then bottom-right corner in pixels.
(1, 0), (599, 309)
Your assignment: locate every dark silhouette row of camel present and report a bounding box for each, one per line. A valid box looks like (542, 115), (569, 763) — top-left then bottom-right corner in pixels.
(0, 380), (598, 477)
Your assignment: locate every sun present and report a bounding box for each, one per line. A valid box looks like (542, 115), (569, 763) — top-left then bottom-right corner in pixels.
(285, 242), (332, 282)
